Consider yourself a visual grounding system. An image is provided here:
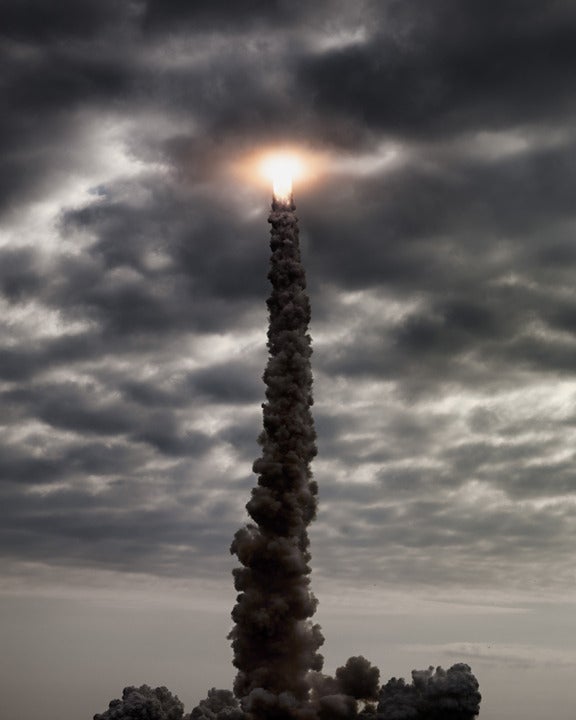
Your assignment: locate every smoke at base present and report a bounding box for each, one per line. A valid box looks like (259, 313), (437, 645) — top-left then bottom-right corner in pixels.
(94, 192), (481, 720)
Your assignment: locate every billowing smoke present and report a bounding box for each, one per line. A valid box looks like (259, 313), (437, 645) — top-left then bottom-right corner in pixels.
(228, 192), (324, 714)
(94, 685), (185, 720)
(93, 193), (482, 720)
(377, 664), (481, 720)
(190, 688), (243, 720)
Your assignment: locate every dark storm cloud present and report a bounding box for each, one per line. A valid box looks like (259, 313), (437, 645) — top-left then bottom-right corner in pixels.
(314, 241), (576, 391)
(312, 489), (576, 589)
(298, 0), (576, 140)
(0, 346), (42, 381)
(304, 137), (576, 301)
(6, 382), (138, 436)
(379, 498), (570, 554)
(2, 0), (576, 604)
(0, 445), (65, 485)
(0, 456), (242, 577)
(58, 180), (270, 326)
(6, 46), (130, 110)
(1, 0), (129, 42)
(190, 363), (263, 405)
(0, 247), (43, 301)
(143, 0), (304, 31)
(120, 379), (186, 409)
(152, 58), (324, 162)
(2, 381), (214, 457)
(0, 439), (143, 487)
(119, 360), (266, 414)
(0, 331), (123, 383)
(134, 411), (213, 457)
(6, 6), (576, 719)
(1, 193), (265, 397)
(139, 4), (371, 155)
(0, 26), (136, 212)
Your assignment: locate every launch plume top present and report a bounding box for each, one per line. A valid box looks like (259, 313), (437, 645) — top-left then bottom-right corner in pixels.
(261, 153), (302, 206)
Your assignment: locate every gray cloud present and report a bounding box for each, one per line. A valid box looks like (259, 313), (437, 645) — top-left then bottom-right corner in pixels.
(2, 0), (576, 608)
(7, 10), (576, 720)
(298, 1), (576, 140)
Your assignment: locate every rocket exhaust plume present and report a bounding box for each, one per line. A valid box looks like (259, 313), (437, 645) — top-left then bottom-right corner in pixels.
(261, 154), (303, 206)
(94, 158), (482, 720)
(229, 161), (324, 713)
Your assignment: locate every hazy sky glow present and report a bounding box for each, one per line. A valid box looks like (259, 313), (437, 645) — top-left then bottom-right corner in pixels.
(2, 2), (576, 719)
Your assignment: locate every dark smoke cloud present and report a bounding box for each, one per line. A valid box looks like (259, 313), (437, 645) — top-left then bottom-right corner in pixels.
(228, 196), (324, 711)
(222, 198), (480, 719)
(190, 689), (243, 720)
(335, 656), (380, 701)
(92, 195), (482, 720)
(378, 664), (481, 720)
(96, 663), (480, 720)
(92, 200), (481, 720)
(316, 693), (357, 720)
(94, 685), (185, 720)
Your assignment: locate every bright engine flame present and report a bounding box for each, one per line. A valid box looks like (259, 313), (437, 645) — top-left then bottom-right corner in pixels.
(261, 154), (303, 202)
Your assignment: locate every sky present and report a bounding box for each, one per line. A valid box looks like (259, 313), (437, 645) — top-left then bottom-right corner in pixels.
(2, 1), (576, 718)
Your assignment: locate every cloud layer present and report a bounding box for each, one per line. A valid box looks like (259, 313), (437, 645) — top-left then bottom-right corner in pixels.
(2, 0), (576, 605)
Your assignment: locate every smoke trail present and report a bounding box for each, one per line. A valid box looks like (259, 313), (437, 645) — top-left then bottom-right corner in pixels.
(93, 189), (481, 720)
(228, 192), (324, 712)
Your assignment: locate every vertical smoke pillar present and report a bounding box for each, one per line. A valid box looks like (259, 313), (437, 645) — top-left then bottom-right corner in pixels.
(229, 187), (324, 710)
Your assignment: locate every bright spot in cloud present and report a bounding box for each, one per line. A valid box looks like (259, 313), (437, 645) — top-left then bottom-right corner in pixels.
(260, 153), (304, 202)
(232, 146), (323, 202)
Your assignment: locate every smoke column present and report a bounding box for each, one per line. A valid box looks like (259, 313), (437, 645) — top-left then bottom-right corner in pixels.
(93, 170), (481, 720)
(228, 186), (324, 713)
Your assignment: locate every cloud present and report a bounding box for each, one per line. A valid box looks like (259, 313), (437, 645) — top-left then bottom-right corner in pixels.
(416, 642), (576, 669)
(1, 0), (576, 607)
(297, 1), (576, 140)
(94, 684), (186, 720)
(0, 13), (137, 215)
(2, 0), (127, 43)
(8, 8), (576, 720)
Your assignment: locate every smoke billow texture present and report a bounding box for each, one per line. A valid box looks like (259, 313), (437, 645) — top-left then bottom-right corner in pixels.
(191, 688), (244, 720)
(228, 193), (324, 712)
(377, 664), (481, 720)
(94, 685), (185, 720)
(94, 194), (481, 720)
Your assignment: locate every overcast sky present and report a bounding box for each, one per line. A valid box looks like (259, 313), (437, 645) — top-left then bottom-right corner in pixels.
(3, 2), (576, 719)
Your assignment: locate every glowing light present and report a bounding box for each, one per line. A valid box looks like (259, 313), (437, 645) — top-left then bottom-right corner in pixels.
(232, 148), (322, 202)
(260, 153), (303, 202)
